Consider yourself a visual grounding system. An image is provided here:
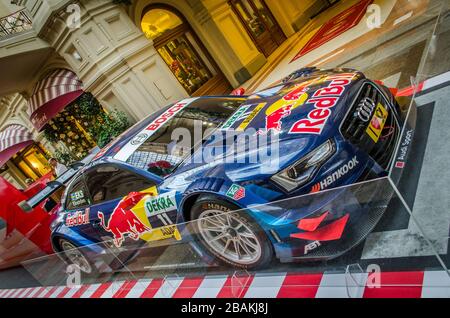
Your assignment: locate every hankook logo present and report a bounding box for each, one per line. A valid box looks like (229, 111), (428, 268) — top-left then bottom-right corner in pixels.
(356, 97), (376, 122)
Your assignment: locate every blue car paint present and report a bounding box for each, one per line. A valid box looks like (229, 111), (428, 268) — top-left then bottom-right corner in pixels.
(51, 68), (406, 266)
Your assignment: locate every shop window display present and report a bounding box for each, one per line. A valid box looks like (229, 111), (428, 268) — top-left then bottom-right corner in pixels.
(42, 93), (129, 163)
(11, 143), (52, 181)
(141, 6), (232, 96)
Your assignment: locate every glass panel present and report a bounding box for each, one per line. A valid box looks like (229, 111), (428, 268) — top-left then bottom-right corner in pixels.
(125, 98), (245, 176)
(66, 178), (90, 210)
(141, 9), (183, 40)
(236, 1), (266, 38)
(157, 34), (214, 94)
(20, 176), (449, 295)
(22, 147), (51, 177)
(85, 166), (155, 203)
(253, 0), (275, 28)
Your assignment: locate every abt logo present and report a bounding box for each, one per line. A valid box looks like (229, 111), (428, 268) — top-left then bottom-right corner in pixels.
(304, 241), (321, 255)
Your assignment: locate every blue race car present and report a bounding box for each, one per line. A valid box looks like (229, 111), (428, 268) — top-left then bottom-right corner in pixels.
(36, 68), (412, 272)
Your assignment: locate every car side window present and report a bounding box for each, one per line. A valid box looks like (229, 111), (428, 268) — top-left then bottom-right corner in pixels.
(85, 164), (155, 205)
(66, 177), (91, 210)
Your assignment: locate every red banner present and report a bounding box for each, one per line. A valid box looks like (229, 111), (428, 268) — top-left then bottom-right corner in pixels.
(291, 0), (373, 62)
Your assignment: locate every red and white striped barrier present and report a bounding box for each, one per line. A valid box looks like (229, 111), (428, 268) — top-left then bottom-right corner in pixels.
(1, 270), (449, 298)
(396, 70), (450, 97)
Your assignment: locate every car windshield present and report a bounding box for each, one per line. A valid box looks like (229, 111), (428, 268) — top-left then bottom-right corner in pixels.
(125, 97), (245, 177)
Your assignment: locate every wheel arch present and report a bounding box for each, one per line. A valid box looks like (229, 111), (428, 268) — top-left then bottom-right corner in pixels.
(180, 192), (245, 223)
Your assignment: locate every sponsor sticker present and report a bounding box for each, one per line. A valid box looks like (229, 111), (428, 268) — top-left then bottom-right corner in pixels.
(366, 103), (388, 143)
(70, 190), (88, 207)
(395, 161), (405, 169)
(289, 73), (356, 135)
(66, 209), (90, 227)
(258, 85), (309, 134)
(130, 133), (149, 146)
(226, 184), (246, 201)
(304, 241), (321, 255)
(236, 103), (265, 131)
(310, 156), (359, 193)
(395, 129), (413, 169)
(144, 192), (177, 216)
(70, 190), (84, 201)
(221, 105), (251, 130)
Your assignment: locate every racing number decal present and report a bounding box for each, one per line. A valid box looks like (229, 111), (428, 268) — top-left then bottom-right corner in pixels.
(97, 188), (181, 248)
(140, 191), (181, 242)
(366, 103), (388, 143)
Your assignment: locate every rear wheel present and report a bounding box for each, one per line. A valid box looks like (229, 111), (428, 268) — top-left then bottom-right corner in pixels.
(59, 239), (95, 275)
(190, 196), (273, 269)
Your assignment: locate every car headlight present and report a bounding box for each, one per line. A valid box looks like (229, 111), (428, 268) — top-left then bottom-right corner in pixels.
(271, 139), (336, 192)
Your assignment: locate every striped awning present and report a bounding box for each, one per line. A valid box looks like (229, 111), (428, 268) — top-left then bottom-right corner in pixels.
(28, 69), (83, 131)
(0, 124), (33, 167)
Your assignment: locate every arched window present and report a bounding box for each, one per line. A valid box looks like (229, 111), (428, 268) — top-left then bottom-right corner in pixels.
(141, 6), (232, 96)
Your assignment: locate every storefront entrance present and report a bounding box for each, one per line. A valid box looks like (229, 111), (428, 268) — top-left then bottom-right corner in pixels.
(229, 0), (287, 57)
(141, 5), (233, 96)
(11, 142), (51, 181)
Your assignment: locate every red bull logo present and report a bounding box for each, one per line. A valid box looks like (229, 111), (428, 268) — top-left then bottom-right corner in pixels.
(261, 105), (293, 134)
(258, 85), (309, 135)
(98, 193), (152, 248)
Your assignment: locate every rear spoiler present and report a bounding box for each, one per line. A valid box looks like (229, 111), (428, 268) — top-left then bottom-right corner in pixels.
(18, 162), (86, 213)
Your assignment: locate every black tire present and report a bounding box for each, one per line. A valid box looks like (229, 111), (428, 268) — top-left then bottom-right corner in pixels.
(58, 238), (98, 276)
(189, 195), (273, 270)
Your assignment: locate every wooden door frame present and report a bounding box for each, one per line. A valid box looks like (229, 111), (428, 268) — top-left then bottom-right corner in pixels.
(141, 3), (231, 95)
(228, 0), (286, 55)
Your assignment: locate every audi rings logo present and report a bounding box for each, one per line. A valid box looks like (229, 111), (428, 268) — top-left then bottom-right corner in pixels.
(130, 133), (149, 146)
(356, 97), (376, 122)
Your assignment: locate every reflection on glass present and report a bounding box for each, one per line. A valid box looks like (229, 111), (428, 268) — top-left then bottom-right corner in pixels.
(141, 8), (216, 95)
(12, 143), (52, 181)
(141, 9), (183, 40)
(157, 34), (213, 94)
(236, 1), (266, 38)
(253, 0), (275, 28)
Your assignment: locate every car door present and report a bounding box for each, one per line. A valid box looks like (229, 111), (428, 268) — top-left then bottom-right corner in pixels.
(64, 176), (98, 243)
(83, 164), (158, 248)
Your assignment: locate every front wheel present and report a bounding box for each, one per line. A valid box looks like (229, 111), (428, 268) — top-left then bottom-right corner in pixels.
(190, 196), (273, 269)
(59, 238), (96, 275)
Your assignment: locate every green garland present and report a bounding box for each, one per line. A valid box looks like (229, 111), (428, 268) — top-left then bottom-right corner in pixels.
(43, 92), (130, 161)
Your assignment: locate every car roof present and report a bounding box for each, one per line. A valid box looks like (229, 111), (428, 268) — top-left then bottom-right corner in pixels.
(93, 96), (248, 161)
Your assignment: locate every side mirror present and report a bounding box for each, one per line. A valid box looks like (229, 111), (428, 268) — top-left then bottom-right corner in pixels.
(231, 87), (246, 96)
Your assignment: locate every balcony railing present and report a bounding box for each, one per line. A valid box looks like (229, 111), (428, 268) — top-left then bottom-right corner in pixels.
(0, 9), (32, 40)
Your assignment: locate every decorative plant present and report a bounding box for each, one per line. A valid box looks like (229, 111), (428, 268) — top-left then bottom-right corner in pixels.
(54, 149), (73, 165)
(92, 110), (130, 148)
(42, 92), (130, 158)
(43, 129), (58, 143)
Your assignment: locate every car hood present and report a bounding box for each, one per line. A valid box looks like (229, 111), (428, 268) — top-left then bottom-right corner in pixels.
(163, 69), (365, 188)
(233, 69), (365, 140)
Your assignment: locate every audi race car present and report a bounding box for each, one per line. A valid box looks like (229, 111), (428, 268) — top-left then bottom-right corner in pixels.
(22, 68), (415, 272)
